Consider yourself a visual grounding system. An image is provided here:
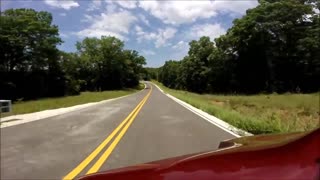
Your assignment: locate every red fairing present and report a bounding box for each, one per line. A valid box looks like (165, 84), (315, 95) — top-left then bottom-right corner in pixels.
(79, 128), (320, 180)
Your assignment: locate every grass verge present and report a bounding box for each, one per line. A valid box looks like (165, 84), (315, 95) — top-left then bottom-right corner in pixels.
(1, 84), (144, 118)
(153, 81), (319, 135)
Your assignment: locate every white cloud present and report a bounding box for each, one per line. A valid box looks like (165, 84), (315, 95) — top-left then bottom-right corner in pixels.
(59, 32), (68, 38)
(170, 41), (189, 60)
(172, 41), (188, 49)
(111, 0), (138, 9)
(59, 12), (66, 16)
(81, 14), (93, 23)
(76, 10), (137, 40)
(106, 2), (119, 13)
(139, 1), (216, 25)
(134, 25), (144, 36)
(138, 0), (258, 25)
(169, 23), (226, 60)
(76, 29), (127, 40)
(138, 14), (150, 26)
(188, 23), (226, 40)
(137, 27), (177, 48)
(142, 50), (155, 56)
(44, 0), (79, 10)
(213, 1), (258, 16)
(87, 1), (102, 12)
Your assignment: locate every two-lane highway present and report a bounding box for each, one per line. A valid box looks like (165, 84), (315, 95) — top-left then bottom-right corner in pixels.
(1, 82), (235, 179)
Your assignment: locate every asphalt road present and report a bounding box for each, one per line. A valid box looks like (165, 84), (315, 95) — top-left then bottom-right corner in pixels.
(1, 82), (235, 180)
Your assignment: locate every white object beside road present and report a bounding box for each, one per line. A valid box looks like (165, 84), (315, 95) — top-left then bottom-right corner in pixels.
(0, 100), (12, 113)
(0, 85), (147, 128)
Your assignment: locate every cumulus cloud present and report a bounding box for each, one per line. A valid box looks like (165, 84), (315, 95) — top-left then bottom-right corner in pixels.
(106, 3), (118, 14)
(138, 1), (217, 25)
(59, 32), (68, 38)
(138, 14), (150, 26)
(213, 1), (258, 15)
(172, 41), (188, 49)
(136, 27), (177, 48)
(138, 0), (258, 25)
(188, 23), (226, 40)
(142, 50), (156, 56)
(134, 25), (144, 35)
(44, 0), (79, 10)
(111, 0), (138, 9)
(87, 1), (102, 12)
(169, 23), (226, 60)
(76, 10), (137, 40)
(170, 41), (189, 60)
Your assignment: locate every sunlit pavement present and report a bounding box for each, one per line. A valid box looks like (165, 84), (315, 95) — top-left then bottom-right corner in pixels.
(0, 82), (235, 179)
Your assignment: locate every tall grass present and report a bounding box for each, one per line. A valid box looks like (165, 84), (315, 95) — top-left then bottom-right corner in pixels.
(153, 81), (319, 134)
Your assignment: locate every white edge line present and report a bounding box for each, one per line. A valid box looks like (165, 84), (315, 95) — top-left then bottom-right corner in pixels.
(152, 83), (252, 137)
(0, 84), (146, 128)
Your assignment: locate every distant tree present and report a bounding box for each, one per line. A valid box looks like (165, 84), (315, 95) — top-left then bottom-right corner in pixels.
(180, 37), (214, 93)
(159, 60), (181, 89)
(75, 36), (146, 91)
(144, 67), (159, 80)
(122, 50), (146, 86)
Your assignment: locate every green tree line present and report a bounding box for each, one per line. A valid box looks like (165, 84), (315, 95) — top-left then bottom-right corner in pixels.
(158, 0), (320, 94)
(0, 8), (146, 101)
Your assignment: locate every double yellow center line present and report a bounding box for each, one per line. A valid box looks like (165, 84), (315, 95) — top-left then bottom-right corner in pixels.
(63, 86), (152, 180)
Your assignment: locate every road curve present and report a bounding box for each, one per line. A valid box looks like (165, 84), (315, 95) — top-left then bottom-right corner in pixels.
(0, 82), (235, 179)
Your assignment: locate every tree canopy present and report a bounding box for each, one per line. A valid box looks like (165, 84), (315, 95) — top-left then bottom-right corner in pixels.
(0, 8), (146, 100)
(158, 0), (320, 94)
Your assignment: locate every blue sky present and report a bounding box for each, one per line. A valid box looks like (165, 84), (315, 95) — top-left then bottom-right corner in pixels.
(2, 0), (258, 67)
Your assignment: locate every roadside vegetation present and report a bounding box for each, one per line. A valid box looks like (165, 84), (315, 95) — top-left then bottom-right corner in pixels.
(1, 84), (144, 118)
(147, 0), (320, 135)
(1, 9), (146, 102)
(156, 0), (319, 94)
(154, 82), (319, 135)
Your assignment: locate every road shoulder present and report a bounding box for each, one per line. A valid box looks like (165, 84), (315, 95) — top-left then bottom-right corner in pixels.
(152, 83), (252, 137)
(1, 87), (146, 128)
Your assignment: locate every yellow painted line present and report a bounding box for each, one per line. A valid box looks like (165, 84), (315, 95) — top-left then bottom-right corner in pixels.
(63, 89), (151, 180)
(86, 86), (152, 174)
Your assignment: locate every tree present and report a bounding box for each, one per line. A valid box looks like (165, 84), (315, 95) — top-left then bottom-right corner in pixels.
(159, 0), (319, 94)
(180, 37), (214, 93)
(143, 67), (159, 80)
(59, 51), (83, 95)
(227, 0), (319, 92)
(122, 50), (146, 86)
(75, 36), (146, 91)
(0, 8), (63, 100)
(0, 9), (147, 101)
(159, 60), (180, 89)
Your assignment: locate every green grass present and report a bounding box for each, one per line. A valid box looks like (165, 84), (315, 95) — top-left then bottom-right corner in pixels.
(153, 81), (319, 135)
(2, 84), (144, 118)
